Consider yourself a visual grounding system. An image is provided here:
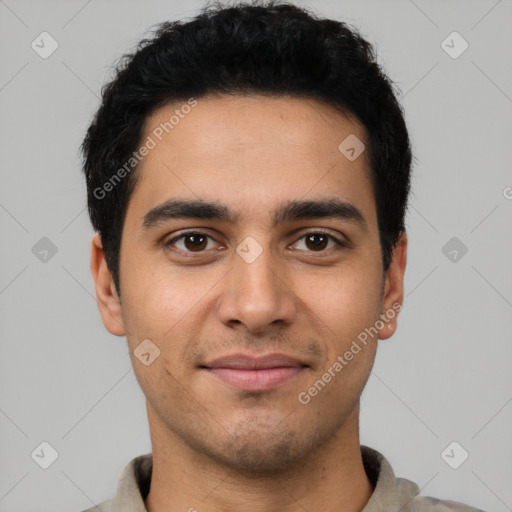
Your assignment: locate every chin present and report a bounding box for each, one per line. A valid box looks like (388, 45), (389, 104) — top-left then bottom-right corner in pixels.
(212, 447), (304, 474)
(201, 428), (314, 474)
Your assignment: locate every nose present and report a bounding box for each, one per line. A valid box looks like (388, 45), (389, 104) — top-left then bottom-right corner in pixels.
(216, 242), (297, 335)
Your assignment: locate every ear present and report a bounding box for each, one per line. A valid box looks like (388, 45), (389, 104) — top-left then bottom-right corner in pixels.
(90, 233), (126, 336)
(378, 231), (407, 340)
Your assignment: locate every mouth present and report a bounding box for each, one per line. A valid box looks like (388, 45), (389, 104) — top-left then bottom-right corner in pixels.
(200, 353), (310, 391)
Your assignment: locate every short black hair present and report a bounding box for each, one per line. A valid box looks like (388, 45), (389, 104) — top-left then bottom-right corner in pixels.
(81, 0), (412, 296)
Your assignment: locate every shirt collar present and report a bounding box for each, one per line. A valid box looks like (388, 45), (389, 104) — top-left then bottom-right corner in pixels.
(107, 445), (420, 512)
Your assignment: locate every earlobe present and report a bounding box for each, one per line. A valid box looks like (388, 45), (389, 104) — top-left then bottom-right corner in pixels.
(90, 233), (126, 337)
(378, 231), (407, 340)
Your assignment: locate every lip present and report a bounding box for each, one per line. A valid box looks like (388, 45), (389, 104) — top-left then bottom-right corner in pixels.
(201, 353), (309, 391)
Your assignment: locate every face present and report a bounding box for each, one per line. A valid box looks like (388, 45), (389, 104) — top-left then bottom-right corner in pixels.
(92, 94), (407, 472)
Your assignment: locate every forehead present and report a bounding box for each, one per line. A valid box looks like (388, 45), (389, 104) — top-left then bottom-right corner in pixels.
(128, 94), (376, 229)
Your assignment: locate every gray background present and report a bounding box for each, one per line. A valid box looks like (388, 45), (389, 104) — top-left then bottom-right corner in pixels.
(1, 0), (511, 511)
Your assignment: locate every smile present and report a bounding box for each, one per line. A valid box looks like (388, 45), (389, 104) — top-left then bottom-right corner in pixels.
(204, 366), (307, 391)
(200, 352), (310, 391)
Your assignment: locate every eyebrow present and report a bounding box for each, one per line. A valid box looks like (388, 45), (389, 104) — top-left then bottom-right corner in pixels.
(142, 197), (368, 232)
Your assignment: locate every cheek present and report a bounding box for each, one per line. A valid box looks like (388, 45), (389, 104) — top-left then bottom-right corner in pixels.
(297, 272), (380, 409)
(121, 261), (214, 379)
(121, 254), (183, 330)
(298, 261), (382, 333)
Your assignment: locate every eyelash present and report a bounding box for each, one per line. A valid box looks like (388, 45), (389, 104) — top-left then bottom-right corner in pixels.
(164, 230), (349, 255)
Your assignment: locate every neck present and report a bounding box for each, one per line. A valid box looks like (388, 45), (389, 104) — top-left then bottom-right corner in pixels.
(144, 403), (374, 512)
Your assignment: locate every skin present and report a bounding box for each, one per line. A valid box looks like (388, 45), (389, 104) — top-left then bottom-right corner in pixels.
(91, 94), (407, 512)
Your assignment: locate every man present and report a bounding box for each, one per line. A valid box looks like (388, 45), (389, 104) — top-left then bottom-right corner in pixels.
(81, 1), (484, 510)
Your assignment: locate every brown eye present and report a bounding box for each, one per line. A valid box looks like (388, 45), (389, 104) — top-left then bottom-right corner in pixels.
(304, 233), (329, 251)
(183, 233), (208, 251)
(291, 231), (346, 252)
(166, 232), (214, 252)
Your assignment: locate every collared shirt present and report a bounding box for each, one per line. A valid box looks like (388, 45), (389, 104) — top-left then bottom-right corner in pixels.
(82, 445), (485, 512)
